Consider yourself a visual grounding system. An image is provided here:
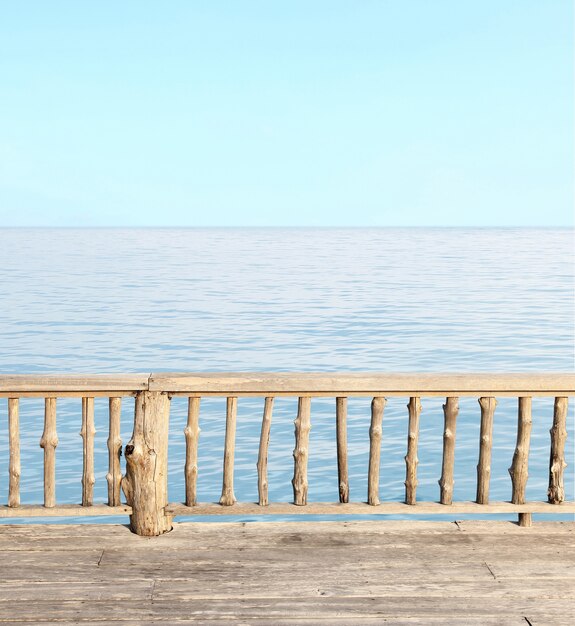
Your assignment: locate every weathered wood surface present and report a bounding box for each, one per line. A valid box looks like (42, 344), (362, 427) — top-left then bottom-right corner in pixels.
(219, 397), (237, 506)
(439, 397), (458, 505)
(367, 396), (385, 505)
(148, 372), (575, 396)
(0, 374), (149, 395)
(0, 521), (572, 623)
(121, 391), (171, 535)
(257, 397), (274, 506)
(292, 397), (312, 505)
(404, 396), (421, 504)
(335, 396), (349, 503)
(80, 397), (96, 506)
(7, 398), (20, 507)
(184, 396), (201, 507)
(0, 504), (131, 517)
(39, 398), (58, 508)
(509, 396), (533, 527)
(106, 397), (122, 507)
(548, 396), (568, 504)
(476, 396), (496, 504)
(166, 500), (575, 516)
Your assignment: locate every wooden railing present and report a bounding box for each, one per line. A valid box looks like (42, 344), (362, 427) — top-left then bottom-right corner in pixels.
(0, 373), (573, 536)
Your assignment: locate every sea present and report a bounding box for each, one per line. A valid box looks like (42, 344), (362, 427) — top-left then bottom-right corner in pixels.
(0, 228), (573, 523)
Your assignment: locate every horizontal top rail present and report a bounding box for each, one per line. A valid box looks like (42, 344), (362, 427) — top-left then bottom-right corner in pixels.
(0, 372), (574, 397)
(0, 374), (150, 396)
(148, 372), (575, 397)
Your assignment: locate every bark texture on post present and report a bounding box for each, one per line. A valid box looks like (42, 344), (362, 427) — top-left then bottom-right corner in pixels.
(292, 397), (311, 506)
(368, 397), (386, 506)
(107, 398), (122, 507)
(439, 397), (458, 505)
(476, 397), (496, 504)
(548, 397), (568, 504)
(80, 397), (96, 506)
(40, 398), (58, 508)
(219, 397), (237, 506)
(122, 391), (171, 536)
(509, 397), (533, 527)
(404, 397), (421, 505)
(8, 398), (20, 508)
(257, 397), (274, 506)
(185, 397), (201, 507)
(336, 397), (349, 503)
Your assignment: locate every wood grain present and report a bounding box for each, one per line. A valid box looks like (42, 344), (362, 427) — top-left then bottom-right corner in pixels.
(509, 397), (533, 527)
(548, 397), (568, 504)
(293, 397), (312, 505)
(80, 397), (96, 507)
(39, 398), (58, 508)
(368, 397), (386, 506)
(7, 398), (20, 507)
(439, 397), (458, 505)
(106, 397), (122, 507)
(184, 397), (201, 507)
(219, 397), (237, 506)
(336, 397), (349, 503)
(121, 391), (171, 535)
(257, 397), (274, 506)
(148, 372), (575, 396)
(476, 397), (496, 504)
(404, 397), (421, 505)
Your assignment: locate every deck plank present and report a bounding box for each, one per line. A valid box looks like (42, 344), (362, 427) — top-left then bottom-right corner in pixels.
(0, 521), (572, 623)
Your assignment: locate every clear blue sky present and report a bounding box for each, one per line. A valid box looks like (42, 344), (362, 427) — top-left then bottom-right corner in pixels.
(0, 1), (573, 226)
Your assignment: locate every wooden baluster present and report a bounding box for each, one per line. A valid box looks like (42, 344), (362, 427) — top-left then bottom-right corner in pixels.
(292, 397), (311, 506)
(185, 397), (201, 506)
(336, 397), (349, 503)
(219, 397), (237, 506)
(8, 398), (21, 507)
(548, 397), (568, 504)
(476, 397), (496, 504)
(367, 397), (385, 506)
(257, 397), (274, 506)
(80, 397), (96, 506)
(404, 397), (421, 505)
(107, 397), (122, 507)
(509, 397), (533, 527)
(40, 397), (58, 508)
(439, 397), (458, 505)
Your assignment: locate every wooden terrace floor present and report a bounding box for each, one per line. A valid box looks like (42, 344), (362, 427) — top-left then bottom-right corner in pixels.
(0, 520), (573, 624)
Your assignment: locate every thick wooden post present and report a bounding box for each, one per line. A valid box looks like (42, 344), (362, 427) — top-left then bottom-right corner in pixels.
(548, 397), (568, 504)
(509, 397), (533, 527)
(122, 391), (172, 536)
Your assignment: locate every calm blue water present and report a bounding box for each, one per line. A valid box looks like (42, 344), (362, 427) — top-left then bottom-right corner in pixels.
(0, 228), (573, 522)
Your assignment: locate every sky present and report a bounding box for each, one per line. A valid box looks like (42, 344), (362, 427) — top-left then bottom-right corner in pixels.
(0, 1), (573, 227)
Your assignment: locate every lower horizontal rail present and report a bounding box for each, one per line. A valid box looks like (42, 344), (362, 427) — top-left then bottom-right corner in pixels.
(167, 501), (575, 516)
(0, 504), (132, 518)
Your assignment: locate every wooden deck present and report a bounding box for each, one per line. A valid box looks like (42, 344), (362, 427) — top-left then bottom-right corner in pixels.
(0, 521), (573, 624)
